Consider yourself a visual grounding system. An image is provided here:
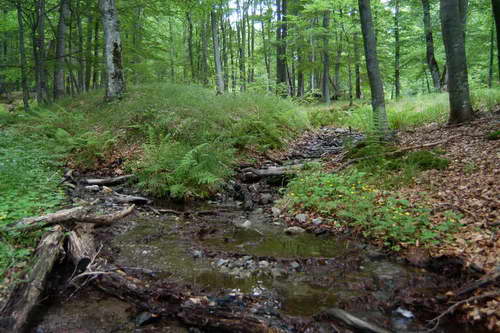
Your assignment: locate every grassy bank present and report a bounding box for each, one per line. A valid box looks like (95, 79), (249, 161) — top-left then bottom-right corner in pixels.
(308, 89), (500, 130)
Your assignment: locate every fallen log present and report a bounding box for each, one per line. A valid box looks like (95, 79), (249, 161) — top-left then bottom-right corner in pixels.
(322, 308), (392, 333)
(83, 175), (134, 186)
(67, 224), (96, 273)
(7, 205), (135, 232)
(95, 271), (289, 332)
(241, 165), (304, 178)
(0, 227), (65, 333)
(113, 193), (151, 205)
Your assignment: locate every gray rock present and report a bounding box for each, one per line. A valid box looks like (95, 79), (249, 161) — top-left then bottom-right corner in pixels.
(85, 185), (100, 192)
(241, 220), (252, 229)
(192, 250), (203, 258)
(295, 214), (308, 223)
(242, 255), (252, 261)
(284, 226), (306, 234)
(217, 259), (228, 267)
(254, 208), (264, 214)
(270, 268), (285, 278)
(271, 207), (281, 217)
(260, 193), (273, 205)
(290, 261), (300, 269)
(259, 260), (270, 268)
(312, 217), (323, 225)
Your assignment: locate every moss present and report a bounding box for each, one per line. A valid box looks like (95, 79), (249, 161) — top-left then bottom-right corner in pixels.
(486, 130), (500, 141)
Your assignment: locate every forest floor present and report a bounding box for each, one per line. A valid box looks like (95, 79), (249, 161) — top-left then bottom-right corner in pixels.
(274, 111), (500, 330)
(1, 88), (499, 331)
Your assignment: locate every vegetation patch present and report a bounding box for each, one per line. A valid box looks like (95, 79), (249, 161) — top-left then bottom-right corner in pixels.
(282, 169), (461, 251)
(0, 129), (65, 277)
(11, 83), (309, 198)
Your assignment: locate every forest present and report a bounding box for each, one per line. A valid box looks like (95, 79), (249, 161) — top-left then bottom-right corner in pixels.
(0, 0), (499, 332)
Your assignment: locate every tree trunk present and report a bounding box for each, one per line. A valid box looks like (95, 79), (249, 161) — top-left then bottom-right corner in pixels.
(211, 9), (224, 95)
(85, 15), (94, 91)
(100, 0), (125, 101)
(201, 16), (209, 87)
(489, 22), (495, 88)
(358, 0), (389, 135)
(186, 13), (195, 82)
(421, 0), (441, 92)
(440, 0), (473, 124)
(76, 0), (85, 92)
(492, 0), (500, 82)
(394, 0), (401, 98)
(261, 5), (271, 91)
(92, 18), (100, 88)
(54, 0), (69, 99)
(34, 0), (48, 104)
(354, 32), (362, 99)
(322, 11), (331, 104)
(276, 0), (288, 95)
(16, 2), (30, 112)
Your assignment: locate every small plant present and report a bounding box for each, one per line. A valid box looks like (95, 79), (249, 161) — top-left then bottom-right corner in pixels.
(486, 130), (500, 141)
(283, 169), (461, 250)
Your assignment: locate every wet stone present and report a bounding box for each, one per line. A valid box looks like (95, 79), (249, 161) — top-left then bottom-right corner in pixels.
(295, 214), (308, 223)
(285, 226), (306, 234)
(312, 217), (323, 225)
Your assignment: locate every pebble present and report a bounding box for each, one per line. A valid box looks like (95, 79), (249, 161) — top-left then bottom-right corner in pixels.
(290, 261), (300, 269)
(284, 226), (306, 234)
(259, 260), (270, 268)
(241, 220), (252, 228)
(260, 193), (273, 205)
(217, 259), (228, 267)
(295, 214), (308, 223)
(271, 207), (281, 217)
(192, 250), (203, 258)
(84, 185), (100, 192)
(312, 217), (323, 225)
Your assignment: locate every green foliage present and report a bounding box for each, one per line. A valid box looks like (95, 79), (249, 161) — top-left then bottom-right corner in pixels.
(283, 170), (461, 250)
(15, 84), (308, 198)
(307, 89), (500, 130)
(0, 129), (65, 276)
(486, 130), (500, 141)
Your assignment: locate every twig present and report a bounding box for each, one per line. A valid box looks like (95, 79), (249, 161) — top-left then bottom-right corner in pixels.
(427, 291), (500, 331)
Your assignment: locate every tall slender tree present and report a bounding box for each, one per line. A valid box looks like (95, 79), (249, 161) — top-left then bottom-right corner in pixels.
(322, 10), (330, 104)
(492, 0), (500, 81)
(440, 0), (473, 124)
(421, 0), (441, 91)
(211, 9), (224, 94)
(358, 0), (388, 135)
(394, 0), (401, 98)
(100, 0), (125, 101)
(15, 1), (29, 112)
(54, 0), (70, 99)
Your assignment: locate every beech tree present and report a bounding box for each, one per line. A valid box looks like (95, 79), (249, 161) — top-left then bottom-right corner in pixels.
(440, 0), (473, 124)
(358, 0), (388, 135)
(492, 0), (500, 81)
(100, 0), (125, 101)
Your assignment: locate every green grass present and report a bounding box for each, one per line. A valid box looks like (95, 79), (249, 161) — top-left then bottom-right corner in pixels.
(10, 83), (309, 198)
(0, 129), (65, 277)
(307, 88), (500, 131)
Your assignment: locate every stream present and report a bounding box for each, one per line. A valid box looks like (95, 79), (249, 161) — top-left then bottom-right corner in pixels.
(30, 128), (488, 333)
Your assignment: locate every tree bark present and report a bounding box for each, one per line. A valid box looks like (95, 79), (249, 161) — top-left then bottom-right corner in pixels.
(15, 2), (30, 112)
(100, 0), (125, 101)
(489, 22), (495, 88)
(276, 0), (288, 95)
(0, 227), (65, 333)
(354, 32), (362, 99)
(54, 0), (69, 99)
(394, 0), (401, 98)
(421, 0), (441, 92)
(358, 0), (389, 135)
(34, 0), (48, 103)
(85, 15), (94, 91)
(186, 12), (195, 82)
(440, 0), (473, 124)
(211, 9), (225, 95)
(92, 18), (100, 88)
(322, 11), (331, 104)
(492, 0), (500, 81)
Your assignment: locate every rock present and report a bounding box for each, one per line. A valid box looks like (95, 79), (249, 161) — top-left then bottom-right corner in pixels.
(271, 207), (281, 217)
(242, 255), (252, 261)
(135, 312), (159, 326)
(102, 186), (113, 193)
(259, 260), (270, 268)
(84, 185), (100, 192)
(284, 226), (306, 235)
(260, 193), (273, 205)
(192, 250), (203, 258)
(312, 217), (323, 225)
(295, 214), (308, 223)
(217, 259), (228, 267)
(254, 208), (264, 214)
(290, 261), (300, 269)
(241, 220), (252, 229)
(271, 268), (285, 278)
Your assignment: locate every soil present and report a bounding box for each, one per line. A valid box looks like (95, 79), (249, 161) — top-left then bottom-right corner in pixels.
(22, 123), (499, 332)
